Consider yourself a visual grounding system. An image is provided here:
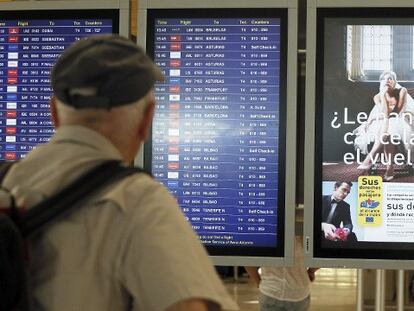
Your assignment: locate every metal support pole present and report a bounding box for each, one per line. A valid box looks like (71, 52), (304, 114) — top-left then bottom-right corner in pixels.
(233, 266), (239, 282)
(375, 269), (385, 311)
(357, 269), (364, 311)
(397, 270), (405, 311)
(381, 270), (386, 311)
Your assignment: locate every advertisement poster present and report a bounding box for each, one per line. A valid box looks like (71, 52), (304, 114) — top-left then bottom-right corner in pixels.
(320, 19), (414, 246)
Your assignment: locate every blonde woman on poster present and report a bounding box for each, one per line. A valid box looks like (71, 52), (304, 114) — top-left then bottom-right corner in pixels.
(354, 70), (414, 181)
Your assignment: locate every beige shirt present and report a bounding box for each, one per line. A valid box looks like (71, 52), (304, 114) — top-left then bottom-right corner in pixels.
(2, 125), (238, 311)
(259, 237), (310, 302)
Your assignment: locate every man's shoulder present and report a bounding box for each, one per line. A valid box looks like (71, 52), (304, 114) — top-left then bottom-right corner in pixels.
(102, 173), (178, 219)
(343, 200), (351, 207)
(322, 195), (331, 203)
(338, 200), (350, 208)
(101, 171), (156, 200)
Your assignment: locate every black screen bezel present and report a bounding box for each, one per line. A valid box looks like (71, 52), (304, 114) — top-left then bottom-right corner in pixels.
(144, 8), (288, 258)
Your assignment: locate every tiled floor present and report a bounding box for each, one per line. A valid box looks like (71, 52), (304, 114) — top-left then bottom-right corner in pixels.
(224, 268), (357, 311)
(224, 268), (414, 310)
(309, 268), (357, 311)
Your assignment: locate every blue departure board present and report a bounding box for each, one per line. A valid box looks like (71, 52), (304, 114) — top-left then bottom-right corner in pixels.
(0, 16), (114, 161)
(147, 11), (287, 256)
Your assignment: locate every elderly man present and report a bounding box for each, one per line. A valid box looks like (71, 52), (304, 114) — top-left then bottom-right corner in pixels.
(2, 35), (237, 311)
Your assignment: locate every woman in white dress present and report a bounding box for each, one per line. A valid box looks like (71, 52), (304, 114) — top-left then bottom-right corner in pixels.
(354, 70), (414, 181)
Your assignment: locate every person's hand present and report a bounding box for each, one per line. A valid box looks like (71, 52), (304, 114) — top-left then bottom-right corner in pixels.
(321, 222), (337, 240)
(244, 267), (261, 288)
(307, 268), (318, 282)
(379, 79), (387, 91)
(379, 85), (389, 97)
(335, 227), (350, 241)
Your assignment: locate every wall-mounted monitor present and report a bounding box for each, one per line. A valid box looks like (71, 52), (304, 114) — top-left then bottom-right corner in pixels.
(305, 0), (414, 269)
(137, 0), (297, 266)
(0, 0), (129, 161)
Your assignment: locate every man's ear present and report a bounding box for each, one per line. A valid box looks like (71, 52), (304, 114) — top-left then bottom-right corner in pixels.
(50, 96), (60, 128)
(137, 100), (155, 142)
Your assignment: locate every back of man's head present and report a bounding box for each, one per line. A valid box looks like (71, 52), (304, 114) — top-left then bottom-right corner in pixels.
(49, 35), (164, 161)
(51, 34), (164, 110)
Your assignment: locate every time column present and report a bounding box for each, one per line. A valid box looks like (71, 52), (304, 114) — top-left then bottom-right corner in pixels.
(152, 19), (181, 193)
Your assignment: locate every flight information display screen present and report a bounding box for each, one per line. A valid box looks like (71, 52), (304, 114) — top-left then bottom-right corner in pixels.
(146, 9), (287, 257)
(0, 10), (117, 161)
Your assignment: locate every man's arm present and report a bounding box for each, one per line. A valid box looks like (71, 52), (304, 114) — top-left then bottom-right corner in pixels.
(167, 299), (220, 311)
(341, 202), (353, 232)
(244, 266), (261, 288)
(307, 268), (319, 282)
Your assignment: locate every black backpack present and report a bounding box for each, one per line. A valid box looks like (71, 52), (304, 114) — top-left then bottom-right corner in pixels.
(0, 160), (145, 311)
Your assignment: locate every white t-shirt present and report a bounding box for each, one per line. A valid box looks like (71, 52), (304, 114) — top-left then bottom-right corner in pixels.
(259, 237), (311, 302)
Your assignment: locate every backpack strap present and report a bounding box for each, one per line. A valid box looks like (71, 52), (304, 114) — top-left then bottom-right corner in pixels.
(17, 160), (145, 237)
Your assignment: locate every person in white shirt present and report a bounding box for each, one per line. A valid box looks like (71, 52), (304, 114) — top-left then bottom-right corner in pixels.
(245, 237), (317, 311)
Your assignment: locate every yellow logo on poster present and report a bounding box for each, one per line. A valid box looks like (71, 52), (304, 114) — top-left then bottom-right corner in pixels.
(357, 176), (382, 227)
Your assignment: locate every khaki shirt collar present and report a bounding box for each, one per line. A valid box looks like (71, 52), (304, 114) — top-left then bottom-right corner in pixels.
(50, 125), (123, 160)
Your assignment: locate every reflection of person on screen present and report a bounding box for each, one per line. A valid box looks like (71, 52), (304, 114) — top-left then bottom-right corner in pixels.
(321, 181), (357, 243)
(354, 71), (414, 180)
